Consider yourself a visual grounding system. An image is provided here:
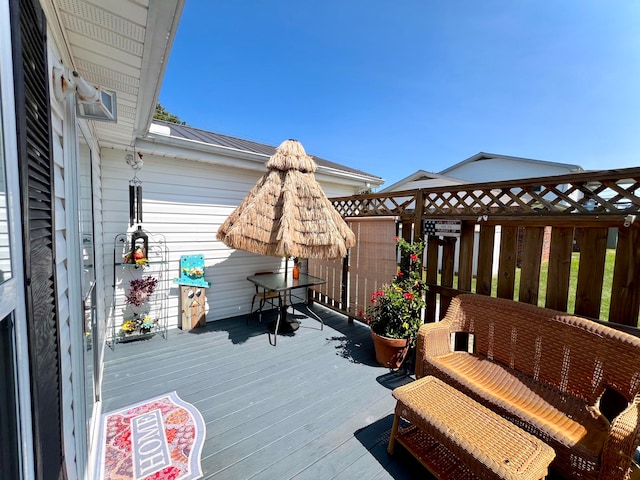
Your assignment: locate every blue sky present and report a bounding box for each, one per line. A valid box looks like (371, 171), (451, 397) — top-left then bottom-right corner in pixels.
(159, 1), (640, 187)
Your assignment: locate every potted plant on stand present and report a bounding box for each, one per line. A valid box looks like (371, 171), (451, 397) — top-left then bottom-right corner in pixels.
(121, 276), (158, 337)
(366, 237), (426, 369)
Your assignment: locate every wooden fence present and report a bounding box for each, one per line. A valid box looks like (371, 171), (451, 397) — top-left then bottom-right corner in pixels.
(310, 167), (640, 329)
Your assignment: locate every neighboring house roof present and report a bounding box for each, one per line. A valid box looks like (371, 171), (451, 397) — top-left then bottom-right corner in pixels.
(380, 170), (468, 192)
(381, 152), (585, 192)
(439, 152), (584, 177)
(146, 120), (384, 184)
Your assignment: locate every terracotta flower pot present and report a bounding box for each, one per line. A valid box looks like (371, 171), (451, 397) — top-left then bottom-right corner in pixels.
(370, 330), (409, 369)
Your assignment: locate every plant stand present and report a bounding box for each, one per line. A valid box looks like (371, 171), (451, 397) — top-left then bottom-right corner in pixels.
(109, 231), (168, 348)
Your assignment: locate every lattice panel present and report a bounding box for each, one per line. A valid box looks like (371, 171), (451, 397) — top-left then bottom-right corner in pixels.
(333, 194), (416, 218)
(332, 168), (640, 220)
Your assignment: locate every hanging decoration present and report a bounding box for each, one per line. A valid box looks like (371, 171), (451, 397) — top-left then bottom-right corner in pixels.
(124, 226), (149, 265)
(126, 151), (144, 227)
(123, 151), (148, 264)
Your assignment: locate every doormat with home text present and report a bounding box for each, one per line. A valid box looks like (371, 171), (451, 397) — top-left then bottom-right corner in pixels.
(98, 391), (205, 480)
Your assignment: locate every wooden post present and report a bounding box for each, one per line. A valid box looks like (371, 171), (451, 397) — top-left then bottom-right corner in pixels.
(414, 189), (426, 242)
(610, 228), (640, 325)
(457, 221), (475, 292)
(496, 226), (519, 300)
(342, 253), (351, 323)
(476, 225), (496, 296)
(545, 227), (574, 312)
(440, 236), (457, 319)
(519, 226), (545, 306)
(575, 227), (608, 318)
(425, 236), (439, 323)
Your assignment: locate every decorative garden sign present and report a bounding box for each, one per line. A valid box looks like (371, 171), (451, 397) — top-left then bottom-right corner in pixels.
(174, 254), (210, 330)
(423, 219), (461, 237)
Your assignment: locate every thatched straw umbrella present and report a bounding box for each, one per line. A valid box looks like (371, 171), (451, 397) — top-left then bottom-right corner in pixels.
(216, 139), (356, 267)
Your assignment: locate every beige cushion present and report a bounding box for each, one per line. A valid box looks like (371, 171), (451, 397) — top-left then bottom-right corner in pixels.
(427, 352), (610, 460)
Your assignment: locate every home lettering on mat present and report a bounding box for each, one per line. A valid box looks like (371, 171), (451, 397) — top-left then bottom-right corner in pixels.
(130, 409), (171, 478)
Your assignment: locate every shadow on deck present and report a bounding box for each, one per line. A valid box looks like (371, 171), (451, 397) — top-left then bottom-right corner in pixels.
(101, 304), (429, 479)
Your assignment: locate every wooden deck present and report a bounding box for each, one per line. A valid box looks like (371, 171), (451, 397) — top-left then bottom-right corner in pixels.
(101, 304), (429, 479)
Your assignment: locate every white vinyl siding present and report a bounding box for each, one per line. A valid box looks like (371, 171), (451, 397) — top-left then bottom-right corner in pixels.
(445, 158), (574, 183)
(0, 190), (9, 278)
(384, 177), (464, 192)
(91, 144), (106, 400)
(50, 92), (77, 479)
(48, 50), (106, 480)
(101, 150), (357, 325)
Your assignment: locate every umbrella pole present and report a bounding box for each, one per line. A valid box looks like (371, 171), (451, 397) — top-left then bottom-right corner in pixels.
(283, 256), (289, 321)
(284, 256), (288, 281)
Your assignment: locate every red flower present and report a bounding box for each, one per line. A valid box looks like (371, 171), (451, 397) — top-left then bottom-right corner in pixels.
(370, 290), (385, 302)
(404, 292), (414, 300)
(410, 253), (418, 262)
(397, 270), (403, 277)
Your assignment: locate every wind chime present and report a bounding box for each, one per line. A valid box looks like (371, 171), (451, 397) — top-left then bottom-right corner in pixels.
(124, 152), (148, 264)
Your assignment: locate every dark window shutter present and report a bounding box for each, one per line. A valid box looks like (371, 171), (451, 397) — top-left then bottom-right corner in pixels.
(0, 317), (19, 480)
(10, 0), (66, 478)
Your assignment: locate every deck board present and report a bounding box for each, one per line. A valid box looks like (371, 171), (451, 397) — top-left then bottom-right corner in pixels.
(101, 305), (430, 479)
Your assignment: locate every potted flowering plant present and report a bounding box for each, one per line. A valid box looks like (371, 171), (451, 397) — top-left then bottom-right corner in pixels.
(120, 315), (157, 336)
(366, 237), (426, 368)
(124, 276), (158, 307)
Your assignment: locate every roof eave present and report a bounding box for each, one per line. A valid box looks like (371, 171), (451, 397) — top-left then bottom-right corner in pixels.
(315, 165), (384, 187)
(137, 132), (384, 186)
(136, 133), (270, 171)
(440, 152), (584, 175)
(133, 0), (186, 140)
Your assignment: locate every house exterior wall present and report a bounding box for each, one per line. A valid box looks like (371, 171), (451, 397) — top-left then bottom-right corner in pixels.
(6, 1), (183, 478)
(80, 123), (106, 475)
(47, 35), (107, 480)
(100, 150), (359, 328)
(49, 45), (80, 480)
(444, 158), (574, 183)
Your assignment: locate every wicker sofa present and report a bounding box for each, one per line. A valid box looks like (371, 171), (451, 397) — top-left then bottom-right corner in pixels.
(415, 293), (640, 480)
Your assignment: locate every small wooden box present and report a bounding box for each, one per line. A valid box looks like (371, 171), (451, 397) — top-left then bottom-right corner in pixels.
(180, 285), (206, 330)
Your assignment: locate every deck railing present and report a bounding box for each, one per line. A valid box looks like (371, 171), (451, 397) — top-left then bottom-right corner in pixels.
(310, 167), (640, 329)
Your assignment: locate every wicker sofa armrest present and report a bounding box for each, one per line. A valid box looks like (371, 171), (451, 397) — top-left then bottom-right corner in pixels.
(598, 393), (640, 480)
(415, 321), (454, 378)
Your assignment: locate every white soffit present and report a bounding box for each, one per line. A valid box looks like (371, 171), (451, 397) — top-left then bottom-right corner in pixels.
(53, 0), (184, 148)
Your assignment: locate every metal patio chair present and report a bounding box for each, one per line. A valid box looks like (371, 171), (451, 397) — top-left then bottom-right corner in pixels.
(248, 271), (282, 324)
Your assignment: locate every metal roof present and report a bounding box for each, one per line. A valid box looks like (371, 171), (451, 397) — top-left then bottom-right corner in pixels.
(152, 120), (383, 180)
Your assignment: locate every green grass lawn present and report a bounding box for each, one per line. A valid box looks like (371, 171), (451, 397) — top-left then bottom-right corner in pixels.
(441, 249), (618, 321)
(540, 249), (616, 320)
(536, 249), (616, 320)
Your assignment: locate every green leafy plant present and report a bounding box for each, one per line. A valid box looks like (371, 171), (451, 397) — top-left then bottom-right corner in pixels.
(366, 237), (426, 340)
